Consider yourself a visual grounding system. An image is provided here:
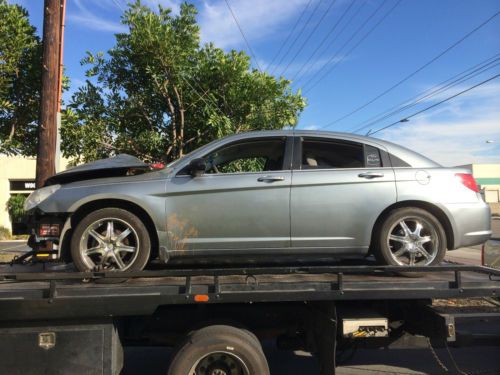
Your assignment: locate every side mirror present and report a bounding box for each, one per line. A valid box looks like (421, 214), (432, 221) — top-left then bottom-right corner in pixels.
(188, 158), (206, 177)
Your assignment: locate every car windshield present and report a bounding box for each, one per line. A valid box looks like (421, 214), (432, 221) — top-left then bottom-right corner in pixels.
(166, 138), (222, 169)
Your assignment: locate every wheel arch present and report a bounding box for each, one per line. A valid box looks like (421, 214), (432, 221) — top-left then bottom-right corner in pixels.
(370, 200), (455, 251)
(60, 198), (159, 262)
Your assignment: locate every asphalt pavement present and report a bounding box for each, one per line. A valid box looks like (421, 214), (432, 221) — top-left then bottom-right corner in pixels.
(0, 240), (30, 253)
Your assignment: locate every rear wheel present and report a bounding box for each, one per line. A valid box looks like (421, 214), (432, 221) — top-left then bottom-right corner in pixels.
(70, 208), (151, 272)
(168, 325), (269, 375)
(374, 207), (447, 266)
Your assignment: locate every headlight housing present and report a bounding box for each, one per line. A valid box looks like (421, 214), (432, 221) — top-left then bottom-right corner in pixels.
(24, 184), (61, 211)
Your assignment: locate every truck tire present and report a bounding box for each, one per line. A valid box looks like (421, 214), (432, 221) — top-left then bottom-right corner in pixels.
(374, 207), (447, 266)
(168, 325), (269, 375)
(71, 208), (151, 272)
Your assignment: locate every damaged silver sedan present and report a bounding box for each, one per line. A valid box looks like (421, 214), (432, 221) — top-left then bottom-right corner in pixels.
(25, 130), (491, 272)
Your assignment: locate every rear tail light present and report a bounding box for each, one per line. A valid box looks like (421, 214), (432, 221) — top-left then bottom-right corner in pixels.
(39, 224), (60, 237)
(455, 173), (479, 192)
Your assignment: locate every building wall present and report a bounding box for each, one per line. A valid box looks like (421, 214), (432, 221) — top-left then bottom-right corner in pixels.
(0, 156), (70, 232)
(459, 163), (500, 203)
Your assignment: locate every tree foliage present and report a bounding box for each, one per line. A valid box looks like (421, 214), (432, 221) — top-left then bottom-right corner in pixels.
(0, 0), (42, 156)
(7, 194), (26, 222)
(62, 1), (306, 163)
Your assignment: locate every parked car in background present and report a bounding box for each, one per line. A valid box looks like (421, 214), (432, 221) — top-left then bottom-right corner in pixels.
(24, 131), (491, 272)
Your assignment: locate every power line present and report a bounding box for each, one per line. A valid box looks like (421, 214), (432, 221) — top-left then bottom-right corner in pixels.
(111, 0), (124, 11)
(304, 0), (399, 94)
(292, 0), (356, 83)
(320, 9), (500, 129)
(265, 0), (314, 72)
(280, 0), (338, 77)
(369, 73), (500, 135)
(270, 0), (324, 75)
(224, 0), (262, 71)
(295, 0), (366, 86)
(351, 53), (500, 134)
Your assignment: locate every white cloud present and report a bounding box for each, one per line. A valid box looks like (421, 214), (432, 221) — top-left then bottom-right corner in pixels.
(65, 0), (313, 50)
(68, 0), (127, 33)
(375, 82), (500, 166)
(198, 0), (312, 49)
(301, 124), (319, 130)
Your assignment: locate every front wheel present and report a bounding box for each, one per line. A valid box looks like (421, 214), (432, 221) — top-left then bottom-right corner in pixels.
(374, 207), (447, 266)
(70, 208), (151, 272)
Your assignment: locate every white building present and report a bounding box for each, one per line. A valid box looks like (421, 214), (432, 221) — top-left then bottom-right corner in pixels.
(0, 156), (70, 234)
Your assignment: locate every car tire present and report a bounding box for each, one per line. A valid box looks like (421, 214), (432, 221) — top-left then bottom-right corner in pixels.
(168, 325), (269, 375)
(70, 208), (151, 272)
(374, 207), (447, 266)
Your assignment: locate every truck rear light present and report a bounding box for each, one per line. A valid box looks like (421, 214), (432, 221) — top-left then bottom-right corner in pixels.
(455, 173), (479, 192)
(39, 224), (60, 237)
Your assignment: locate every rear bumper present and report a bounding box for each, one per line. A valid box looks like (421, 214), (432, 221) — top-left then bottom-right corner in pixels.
(443, 201), (491, 249)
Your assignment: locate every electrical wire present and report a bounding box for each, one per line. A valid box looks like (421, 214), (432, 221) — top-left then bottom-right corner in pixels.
(292, 0), (357, 83)
(302, 0), (395, 93)
(111, 0), (124, 11)
(350, 53), (500, 134)
(295, 0), (366, 87)
(265, 0), (314, 72)
(280, 0), (338, 76)
(369, 73), (500, 135)
(271, 0), (324, 75)
(320, 10), (500, 129)
(224, 0), (262, 71)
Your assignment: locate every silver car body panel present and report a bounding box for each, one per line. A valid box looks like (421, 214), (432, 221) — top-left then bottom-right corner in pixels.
(165, 170), (291, 254)
(29, 130), (492, 261)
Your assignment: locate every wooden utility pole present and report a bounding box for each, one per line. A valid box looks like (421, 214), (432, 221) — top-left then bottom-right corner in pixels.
(36, 0), (61, 188)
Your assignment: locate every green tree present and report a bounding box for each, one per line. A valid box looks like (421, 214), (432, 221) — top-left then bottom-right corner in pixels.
(0, 0), (42, 156)
(6, 194), (26, 222)
(62, 1), (305, 164)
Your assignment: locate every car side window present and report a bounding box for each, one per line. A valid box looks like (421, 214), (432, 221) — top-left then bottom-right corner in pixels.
(204, 138), (286, 174)
(300, 138), (364, 169)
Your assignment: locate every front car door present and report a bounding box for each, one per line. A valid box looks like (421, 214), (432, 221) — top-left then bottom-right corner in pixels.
(290, 135), (397, 256)
(165, 135), (292, 258)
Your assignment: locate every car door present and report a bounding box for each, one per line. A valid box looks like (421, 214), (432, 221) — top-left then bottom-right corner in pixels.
(165, 136), (292, 256)
(290, 136), (397, 253)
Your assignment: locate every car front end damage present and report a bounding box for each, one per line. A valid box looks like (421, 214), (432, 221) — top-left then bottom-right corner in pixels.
(24, 208), (69, 263)
(21, 154), (154, 264)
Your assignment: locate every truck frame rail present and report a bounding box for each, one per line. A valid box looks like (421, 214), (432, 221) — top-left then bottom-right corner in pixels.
(1, 264), (499, 321)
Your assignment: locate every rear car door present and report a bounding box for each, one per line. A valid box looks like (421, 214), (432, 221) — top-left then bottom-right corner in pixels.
(290, 136), (397, 254)
(165, 136), (292, 255)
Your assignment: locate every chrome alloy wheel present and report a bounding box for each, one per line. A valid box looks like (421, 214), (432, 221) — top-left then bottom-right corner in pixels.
(386, 216), (439, 266)
(189, 351), (249, 375)
(79, 218), (140, 271)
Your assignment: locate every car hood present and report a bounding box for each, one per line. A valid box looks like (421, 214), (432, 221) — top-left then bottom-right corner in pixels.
(45, 154), (150, 186)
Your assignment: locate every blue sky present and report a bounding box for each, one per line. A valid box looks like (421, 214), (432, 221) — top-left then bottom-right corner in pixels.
(12, 0), (500, 166)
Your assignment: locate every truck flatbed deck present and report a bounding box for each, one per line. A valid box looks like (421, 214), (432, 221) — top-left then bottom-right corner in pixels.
(1, 264), (499, 321)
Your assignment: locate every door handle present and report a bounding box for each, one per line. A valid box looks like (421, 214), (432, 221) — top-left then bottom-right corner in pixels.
(358, 172), (384, 179)
(257, 175), (285, 182)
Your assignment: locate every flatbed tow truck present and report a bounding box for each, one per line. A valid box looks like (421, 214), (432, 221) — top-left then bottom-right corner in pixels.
(1, 260), (500, 374)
